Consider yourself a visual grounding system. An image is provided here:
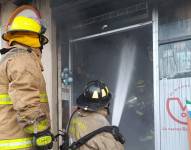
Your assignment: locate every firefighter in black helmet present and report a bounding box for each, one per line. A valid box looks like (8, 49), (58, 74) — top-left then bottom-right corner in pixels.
(77, 80), (111, 111)
(67, 80), (125, 150)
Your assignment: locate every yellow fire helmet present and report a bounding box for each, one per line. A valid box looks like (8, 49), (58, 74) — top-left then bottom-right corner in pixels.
(2, 16), (48, 46)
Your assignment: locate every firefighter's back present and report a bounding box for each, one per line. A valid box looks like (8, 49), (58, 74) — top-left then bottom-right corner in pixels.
(69, 109), (125, 150)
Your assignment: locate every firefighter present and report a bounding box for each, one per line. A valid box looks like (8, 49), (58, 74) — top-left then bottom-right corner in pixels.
(0, 15), (53, 149)
(68, 80), (125, 150)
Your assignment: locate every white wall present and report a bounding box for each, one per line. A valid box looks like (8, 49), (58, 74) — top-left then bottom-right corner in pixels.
(35, 0), (58, 138)
(1, 2), (16, 47)
(1, 2), (58, 149)
(36, 1), (58, 149)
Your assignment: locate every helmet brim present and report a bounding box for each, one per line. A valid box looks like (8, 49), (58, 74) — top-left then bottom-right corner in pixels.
(2, 30), (48, 45)
(76, 93), (111, 111)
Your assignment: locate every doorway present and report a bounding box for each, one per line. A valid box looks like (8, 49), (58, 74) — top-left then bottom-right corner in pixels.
(69, 24), (154, 150)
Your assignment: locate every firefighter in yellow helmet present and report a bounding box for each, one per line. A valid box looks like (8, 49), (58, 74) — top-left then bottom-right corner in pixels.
(67, 80), (125, 150)
(0, 16), (52, 149)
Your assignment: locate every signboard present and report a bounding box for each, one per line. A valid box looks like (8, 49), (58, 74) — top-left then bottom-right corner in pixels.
(160, 78), (190, 150)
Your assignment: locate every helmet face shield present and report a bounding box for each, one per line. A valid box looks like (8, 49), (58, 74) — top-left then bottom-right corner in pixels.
(2, 31), (48, 47)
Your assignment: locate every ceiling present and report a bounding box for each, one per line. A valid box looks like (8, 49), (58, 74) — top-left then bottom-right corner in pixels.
(51, 0), (153, 26)
(0, 0), (32, 5)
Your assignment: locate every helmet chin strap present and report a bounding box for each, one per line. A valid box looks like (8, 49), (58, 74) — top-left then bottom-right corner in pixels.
(39, 44), (43, 53)
(0, 47), (14, 54)
(39, 35), (44, 53)
(104, 103), (110, 115)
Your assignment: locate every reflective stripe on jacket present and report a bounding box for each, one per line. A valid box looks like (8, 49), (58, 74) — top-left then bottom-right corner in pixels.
(0, 45), (50, 149)
(0, 137), (33, 150)
(0, 93), (48, 104)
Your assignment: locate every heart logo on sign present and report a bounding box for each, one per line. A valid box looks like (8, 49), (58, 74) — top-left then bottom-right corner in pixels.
(166, 97), (187, 125)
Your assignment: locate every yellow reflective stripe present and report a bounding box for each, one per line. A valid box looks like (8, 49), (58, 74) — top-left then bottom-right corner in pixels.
(36, 135), (52, 146)
(0, 137), (33, 150)
(69, 118), (87, 139)
(40, 93), (48, 103)
(0, 94), (12, 105)
(0, 93), (48, 105)
(24, 119), (49, 134)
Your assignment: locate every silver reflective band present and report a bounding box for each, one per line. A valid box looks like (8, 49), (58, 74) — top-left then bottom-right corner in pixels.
(0, 137), (33, 149)
(0, 93), (48, 105)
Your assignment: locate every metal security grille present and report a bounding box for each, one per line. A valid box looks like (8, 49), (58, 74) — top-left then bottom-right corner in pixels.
(159, 23), (191, 150)
(73, 0), (148, 29)
(159, 41), (191, 79)
(158, 1), (191, 149)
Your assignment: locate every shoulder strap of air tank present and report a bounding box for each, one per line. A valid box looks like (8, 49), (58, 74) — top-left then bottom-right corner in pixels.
(0, 47), (13, 55)
(0, 47), (31, 63)
(67, 126), (125, 150)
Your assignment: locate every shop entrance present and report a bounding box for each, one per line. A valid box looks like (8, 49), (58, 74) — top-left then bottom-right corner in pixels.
(69, 23), (154, 150)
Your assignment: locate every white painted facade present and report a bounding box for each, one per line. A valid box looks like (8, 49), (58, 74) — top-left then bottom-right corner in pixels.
(0, 1), (58, 149)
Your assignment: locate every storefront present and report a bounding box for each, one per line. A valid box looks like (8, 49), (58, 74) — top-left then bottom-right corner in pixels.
(0, 0), (191, 149)
(158, 0), (191, 149)
(52, 0), (191, 149)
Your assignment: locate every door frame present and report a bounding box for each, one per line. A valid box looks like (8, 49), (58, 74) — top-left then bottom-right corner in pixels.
(68, 20), (152, 115)
(152, 7), (160, 150)
(57, 8), (160, 150)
